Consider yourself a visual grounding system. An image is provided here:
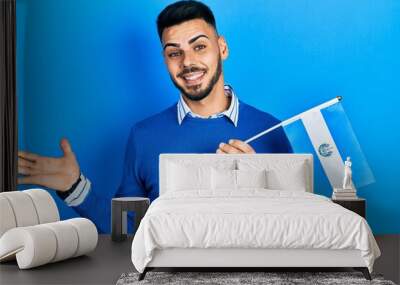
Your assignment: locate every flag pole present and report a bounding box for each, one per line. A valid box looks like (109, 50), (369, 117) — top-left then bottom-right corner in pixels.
(244, 96), (342, 144)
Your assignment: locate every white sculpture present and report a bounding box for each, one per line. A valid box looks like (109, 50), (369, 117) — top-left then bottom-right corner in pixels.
(343, 157), (353, 190)
(0, 189), (98, 269)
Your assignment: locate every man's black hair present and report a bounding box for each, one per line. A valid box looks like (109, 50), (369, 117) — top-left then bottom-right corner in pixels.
(157, 0), (217, 41)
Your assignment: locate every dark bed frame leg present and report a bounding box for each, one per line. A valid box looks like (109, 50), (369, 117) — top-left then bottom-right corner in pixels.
(138, 268), (148, 281)
(354, 267), (372, 280)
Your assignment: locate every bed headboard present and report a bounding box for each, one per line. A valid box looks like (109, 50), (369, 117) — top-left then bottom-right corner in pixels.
(159, 154), (314, 195)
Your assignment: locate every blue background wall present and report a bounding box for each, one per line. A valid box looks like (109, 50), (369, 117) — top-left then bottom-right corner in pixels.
(17, 0), (399, 233)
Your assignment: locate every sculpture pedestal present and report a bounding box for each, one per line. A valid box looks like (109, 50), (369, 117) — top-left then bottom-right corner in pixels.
(332, 187), (358, 200)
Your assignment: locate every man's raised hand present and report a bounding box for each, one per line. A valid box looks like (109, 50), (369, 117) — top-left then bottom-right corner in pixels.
(18, 138), (80, 191)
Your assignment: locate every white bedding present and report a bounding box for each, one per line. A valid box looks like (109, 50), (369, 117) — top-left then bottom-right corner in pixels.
(131, 190), (380, 273)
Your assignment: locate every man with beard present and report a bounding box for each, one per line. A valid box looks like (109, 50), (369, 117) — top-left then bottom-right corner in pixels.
(18, 0), (292, 232)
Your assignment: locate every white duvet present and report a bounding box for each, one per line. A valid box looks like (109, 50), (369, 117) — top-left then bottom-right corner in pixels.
(131, 190), (380, 273)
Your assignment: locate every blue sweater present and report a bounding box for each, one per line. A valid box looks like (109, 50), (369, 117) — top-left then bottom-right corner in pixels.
(75, 101), (292, 232)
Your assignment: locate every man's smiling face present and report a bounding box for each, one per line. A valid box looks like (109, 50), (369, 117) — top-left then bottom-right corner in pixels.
(162, 19), (228, 101)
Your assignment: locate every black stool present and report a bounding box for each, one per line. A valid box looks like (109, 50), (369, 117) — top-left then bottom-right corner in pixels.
(111, 197), (150, 242)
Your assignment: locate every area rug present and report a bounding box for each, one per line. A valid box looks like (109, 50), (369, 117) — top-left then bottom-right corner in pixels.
(116, 271), (396, 285)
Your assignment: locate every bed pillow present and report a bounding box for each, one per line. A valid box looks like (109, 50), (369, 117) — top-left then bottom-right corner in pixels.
(237, 159), (308, 191)
(236, 169), (268, 189)
(211, 169), (268, 190)
(266, 166), (306, 191)
(211, 168), (236, 190)
(167, 162), (211, 191)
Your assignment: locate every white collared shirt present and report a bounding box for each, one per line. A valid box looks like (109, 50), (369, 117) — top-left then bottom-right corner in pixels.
(176, 84), (239, 127)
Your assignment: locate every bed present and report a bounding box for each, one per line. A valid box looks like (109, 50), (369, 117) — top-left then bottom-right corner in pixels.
(131, 154), (380, 280)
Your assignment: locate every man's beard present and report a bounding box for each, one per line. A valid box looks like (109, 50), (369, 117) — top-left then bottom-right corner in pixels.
(171, 58), (222, 102)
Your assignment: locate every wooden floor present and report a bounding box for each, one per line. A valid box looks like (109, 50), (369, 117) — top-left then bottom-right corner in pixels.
(374, 234), (400, 284)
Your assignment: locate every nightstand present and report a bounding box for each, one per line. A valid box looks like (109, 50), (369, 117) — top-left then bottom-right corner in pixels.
(332, 198), (366, 218)
(111, 197), (150, 242)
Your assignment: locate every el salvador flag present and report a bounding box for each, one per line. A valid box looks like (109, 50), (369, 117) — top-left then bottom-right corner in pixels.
(246, 97), (375, 197)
